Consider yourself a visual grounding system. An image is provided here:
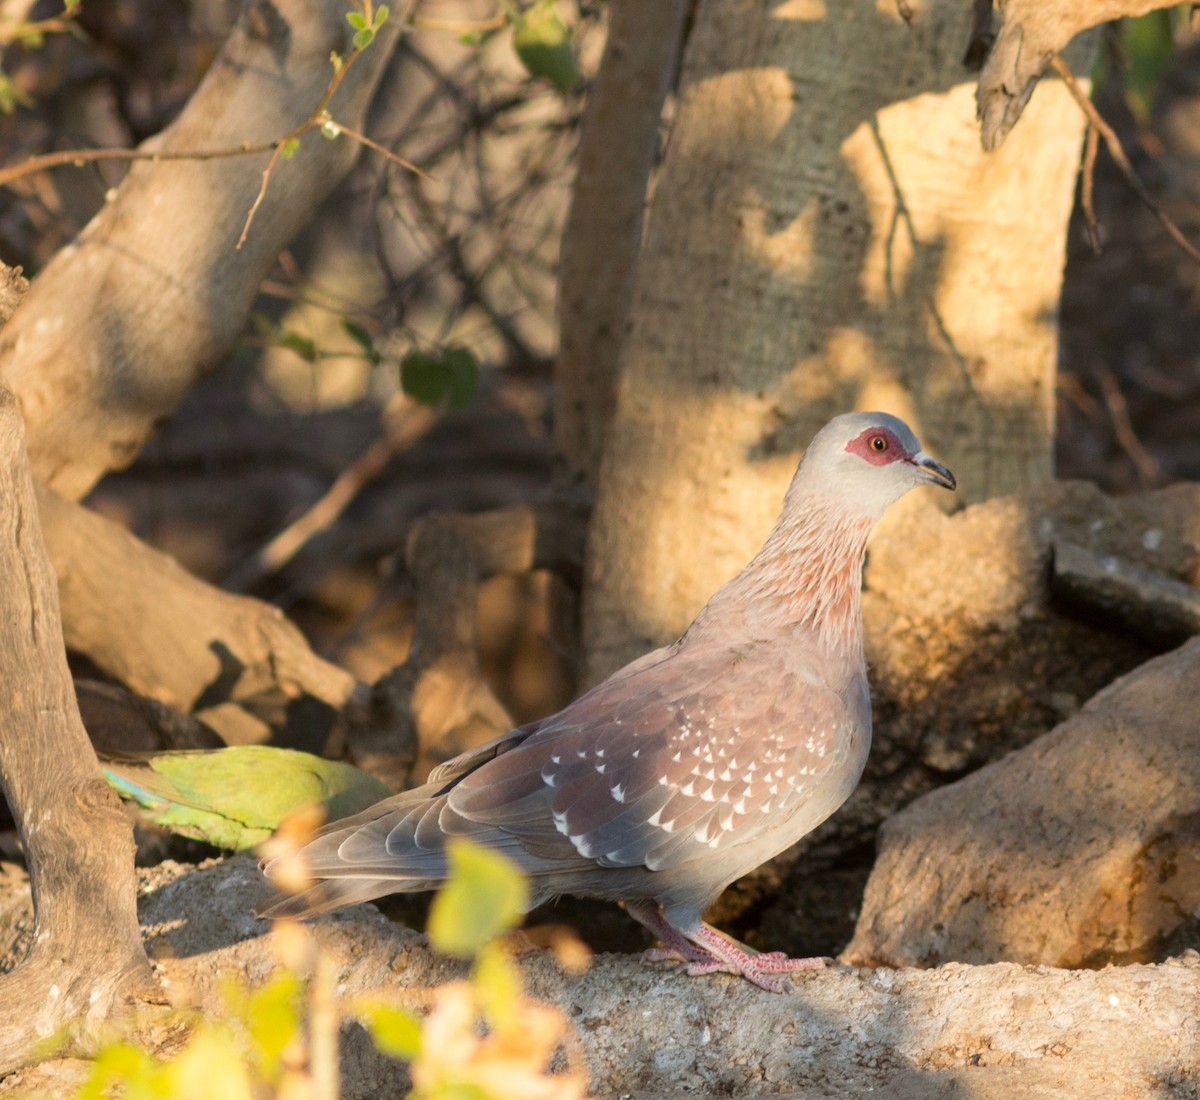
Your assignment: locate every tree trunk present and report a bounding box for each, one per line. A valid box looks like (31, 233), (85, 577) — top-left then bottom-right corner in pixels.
(0, 0), (403, 501)
(0, 386), (158, 1075)
(582, 0), (1089, 681)
(555, 0), (690, 484)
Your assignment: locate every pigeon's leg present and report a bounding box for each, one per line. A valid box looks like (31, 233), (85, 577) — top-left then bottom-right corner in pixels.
(624, 899), (714, 964)
(683, 922), (826, 993)
(624, 901), (826, 993)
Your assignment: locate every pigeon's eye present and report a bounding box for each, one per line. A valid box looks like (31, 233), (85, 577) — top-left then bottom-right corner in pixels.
(870, 435), (888, 452)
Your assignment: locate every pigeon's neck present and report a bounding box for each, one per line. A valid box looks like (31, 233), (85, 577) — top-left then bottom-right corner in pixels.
(702, 491), (876, 656)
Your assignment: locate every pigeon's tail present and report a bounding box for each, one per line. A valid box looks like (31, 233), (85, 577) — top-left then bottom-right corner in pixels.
(256, 786), (457, 919)
(256, 858), (451, 916)
(256, 874), (427, 919)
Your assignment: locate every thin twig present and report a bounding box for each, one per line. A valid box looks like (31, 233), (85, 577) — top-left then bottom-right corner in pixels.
(0, 142), (279, 189)
(410, 13), (506, 32)
(0, 9), (423, 228)
(236, 30), (371, 249)
(1095, 364), (1161, 488)
(323, 117), (435, 181)
(1051, 53), (1200, 268)
(224, 399), (439, 591)
(1057, 371), (1101, 420)
(310, 949), (340, 1100)
(1081, 122), (1101, 254)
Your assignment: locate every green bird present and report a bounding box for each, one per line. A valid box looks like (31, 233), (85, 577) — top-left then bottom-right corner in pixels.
(101, 745), (393, 851)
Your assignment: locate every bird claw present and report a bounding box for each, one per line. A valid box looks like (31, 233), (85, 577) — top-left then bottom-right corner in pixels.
(642, 943), (826, 992)
(751, 950), (829, 972)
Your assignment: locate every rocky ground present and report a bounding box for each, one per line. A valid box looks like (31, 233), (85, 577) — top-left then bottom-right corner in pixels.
(2, 856), (1199, 1099)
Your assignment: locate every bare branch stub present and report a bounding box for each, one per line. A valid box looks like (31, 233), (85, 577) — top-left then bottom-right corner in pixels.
(976, 0), (1179, 150)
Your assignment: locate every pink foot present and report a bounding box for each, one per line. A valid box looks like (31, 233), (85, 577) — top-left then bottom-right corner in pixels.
(625, 901), (827, 993)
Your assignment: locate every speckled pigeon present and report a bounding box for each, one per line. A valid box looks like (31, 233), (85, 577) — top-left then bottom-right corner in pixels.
(262, 412), (955, 990)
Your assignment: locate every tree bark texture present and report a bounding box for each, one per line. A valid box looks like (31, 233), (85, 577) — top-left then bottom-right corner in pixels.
(555, 0), (690, 484)
(582, 0), (1089, 681)
(0, 0), (403, 501)
(980, 0), (1178, 148)
(0, 388), (157, 1075)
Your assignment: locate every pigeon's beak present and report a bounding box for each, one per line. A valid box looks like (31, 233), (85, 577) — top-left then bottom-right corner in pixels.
(913, 451), (957, 491)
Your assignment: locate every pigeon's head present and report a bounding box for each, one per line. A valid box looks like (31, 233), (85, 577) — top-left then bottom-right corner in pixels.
(794, 411), (956, 519)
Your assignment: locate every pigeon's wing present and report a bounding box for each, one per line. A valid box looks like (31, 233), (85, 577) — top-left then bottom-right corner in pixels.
(425, 642), (678, 788)
(448, 639), (859, 872)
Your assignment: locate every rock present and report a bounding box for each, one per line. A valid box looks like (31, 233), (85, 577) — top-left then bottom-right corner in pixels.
(843, 637), (1200, 969)
(5, 856), (1200, 1099)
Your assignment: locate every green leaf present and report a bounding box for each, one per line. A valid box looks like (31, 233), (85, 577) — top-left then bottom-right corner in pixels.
(355, 1000), (423, 1061)
(512, 0), (578, 92)
(373, 5), (390, 30)
(341, 319), (382, 364)
(346, 11), (368, 29)
(279, 331), (317, 363)
(280, 136), (300, 160)
(426, 837), (528, 958)
(341, 318), (372, 350)
(400, 346), (477, 409)
(353, 26), (374, 48)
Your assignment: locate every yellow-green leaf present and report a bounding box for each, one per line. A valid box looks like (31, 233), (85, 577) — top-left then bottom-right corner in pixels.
(355, 999), (424, 1060)
(472, 942), (521, 1029)
(165, 1026), (254, 1100)
(242, 972), (303, 1078)
(79, 1043), (161, 1100)
(512, 0), (578, 92)
(426, 838), (528, 958)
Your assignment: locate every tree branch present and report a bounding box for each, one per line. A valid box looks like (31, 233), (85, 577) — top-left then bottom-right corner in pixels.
(977, 0), (1178, 149)
(0, 0), (405, 500)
